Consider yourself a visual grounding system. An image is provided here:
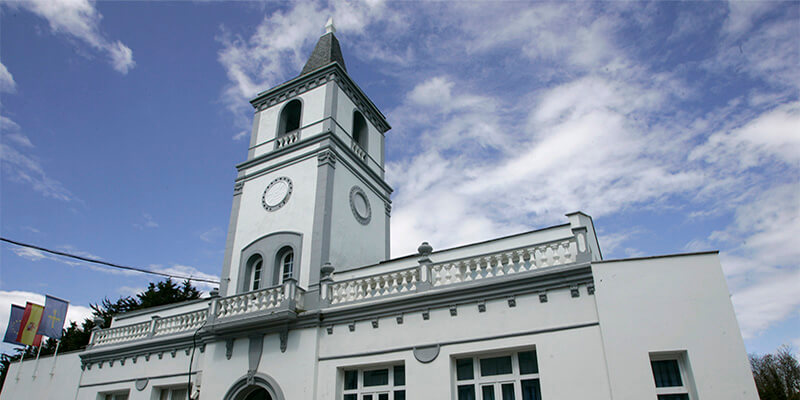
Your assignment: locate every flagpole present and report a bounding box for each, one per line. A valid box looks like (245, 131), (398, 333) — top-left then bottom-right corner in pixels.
(50, 340), (61, 376)
(32, 343), (42, 378)
(14, 346), (27, 381)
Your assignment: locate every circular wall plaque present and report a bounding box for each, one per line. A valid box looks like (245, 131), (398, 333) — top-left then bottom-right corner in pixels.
(262, 177), (293, 211)
(349, 186), (371, 225)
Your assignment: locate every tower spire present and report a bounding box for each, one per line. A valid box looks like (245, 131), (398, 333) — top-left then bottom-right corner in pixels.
(299, 17), (347, 76)
(325, 17), (336, 34)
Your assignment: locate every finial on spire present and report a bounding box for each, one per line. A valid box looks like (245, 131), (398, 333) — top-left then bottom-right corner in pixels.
(325, 17), (336, 34)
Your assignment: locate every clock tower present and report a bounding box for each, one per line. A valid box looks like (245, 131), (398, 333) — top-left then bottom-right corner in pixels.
(219, 20), (392, 296)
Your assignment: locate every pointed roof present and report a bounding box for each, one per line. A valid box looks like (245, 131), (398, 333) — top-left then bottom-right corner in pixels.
(300, 18), (347, 76)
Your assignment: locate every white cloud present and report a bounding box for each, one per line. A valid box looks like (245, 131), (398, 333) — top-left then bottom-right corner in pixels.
(199, 227), (223, 243)
(0, 290), (93, 353)
(732, 268), (800, 339)
(0, 60), (16, 93)
(0, 128), (77, 202)
(6, 0), (135, 74)
(133, 213), (159, 229)
(148, 264), (220, 292)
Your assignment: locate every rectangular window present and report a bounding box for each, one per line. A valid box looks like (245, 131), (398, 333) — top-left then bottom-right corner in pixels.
(99, 391), (129, 400)
(650, 352), (694, 400)
(455, 350), (541, 400)
(158, 386), (188, 400)
(342, 363), (405, 400)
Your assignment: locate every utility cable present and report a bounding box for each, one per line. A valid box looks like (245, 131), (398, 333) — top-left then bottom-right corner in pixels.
(0, 237), (220, 285)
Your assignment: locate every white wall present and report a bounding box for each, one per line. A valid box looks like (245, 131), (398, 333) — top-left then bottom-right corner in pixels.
(328, 163), (388, 271)
(592, 253), (759, 400)
(1, 351), (82, 400)
(228, 157), (319, 292)
(316, 287), (609, 399)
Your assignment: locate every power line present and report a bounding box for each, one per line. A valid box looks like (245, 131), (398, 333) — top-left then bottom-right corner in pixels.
(0, 237), (220, 285)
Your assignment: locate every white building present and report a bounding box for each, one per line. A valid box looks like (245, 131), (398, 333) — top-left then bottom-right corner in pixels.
(3, 22), (758, 400)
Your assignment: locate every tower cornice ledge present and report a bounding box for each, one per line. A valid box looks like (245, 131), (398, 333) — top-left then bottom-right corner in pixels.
(249, 63), (391, 134)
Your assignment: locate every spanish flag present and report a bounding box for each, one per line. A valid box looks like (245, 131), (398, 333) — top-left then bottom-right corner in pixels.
(16, 302), (44, 346)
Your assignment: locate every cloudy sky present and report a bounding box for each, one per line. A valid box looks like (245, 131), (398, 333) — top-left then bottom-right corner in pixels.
(1, 1), (797, 357)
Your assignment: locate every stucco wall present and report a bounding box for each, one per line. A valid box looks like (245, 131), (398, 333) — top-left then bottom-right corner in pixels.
(592, 253), (758, 399)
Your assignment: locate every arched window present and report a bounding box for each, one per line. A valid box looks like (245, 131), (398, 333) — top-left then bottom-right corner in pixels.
(274, 247), (294, 284)
(278, 100), (302, 136)
(247, 254), (264, 291)
(352, 110), (368, 149)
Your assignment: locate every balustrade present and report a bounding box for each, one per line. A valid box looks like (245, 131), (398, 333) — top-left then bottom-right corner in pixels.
(351, 141), (367, 161)
(153, 309), (207, 337)
(329, 267), (419, 305)
(274, 130), (300, 149)
(430, 238), (578, 287)
(215, 285), (286, 320)
(91, 320), (151, 346)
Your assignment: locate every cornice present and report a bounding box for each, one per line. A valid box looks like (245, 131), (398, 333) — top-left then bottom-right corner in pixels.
(249, 63), (391, 134)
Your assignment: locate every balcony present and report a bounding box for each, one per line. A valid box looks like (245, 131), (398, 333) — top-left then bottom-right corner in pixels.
(87, 226), (592, 349)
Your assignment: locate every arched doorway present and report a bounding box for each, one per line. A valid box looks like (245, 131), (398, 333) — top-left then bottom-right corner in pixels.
(224, 373), (285, 400)
(238, 386), (271, 400)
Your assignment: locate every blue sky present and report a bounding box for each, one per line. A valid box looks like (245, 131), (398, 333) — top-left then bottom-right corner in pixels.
(0, 1), (798, 358)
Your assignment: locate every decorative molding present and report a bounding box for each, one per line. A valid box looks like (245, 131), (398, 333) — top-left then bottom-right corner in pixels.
(279, 329), (288, 353)
(478, 301), (486, 313)
(507, 296), (516, 308)
(262, 176), (293, 212)
(422, 309), (430, 320)
(539, 292), (548, 303)
(413, 344), (440, 363)
(135, 379), (149, 391)
(384, 202), (392, 216)
(248, 335), (264, 383)
(570, 285), (580, 298)
(233, 181), (244, 196)
(371, 319), (379, 329)
(396, 314), (403, 325)
(587, 283), (595, 295)
(225, 339), (234, 360)
(317, 149), (337, 167)
(349, 186), (372, 225)
(449, 305), (457, 317)
(326, 325), (334, 335)
(348, 321), (356, 332)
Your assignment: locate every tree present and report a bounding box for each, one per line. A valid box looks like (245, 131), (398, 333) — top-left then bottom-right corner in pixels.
(0, 278), (202, 393)
(750, 345), (800, 400)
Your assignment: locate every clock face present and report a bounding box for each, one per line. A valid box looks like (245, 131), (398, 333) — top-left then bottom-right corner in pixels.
(349, 186), (371, 225)
(262, 177), (293, 211)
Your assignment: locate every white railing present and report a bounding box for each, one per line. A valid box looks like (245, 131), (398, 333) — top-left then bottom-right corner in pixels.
(153, 309), (207, 337)
(429, 237), (578, 287)
(91, 320), (151, 346)
(329, 267), (419, 305)
(215, 285), (286, 320)
(351, 141), (367, 161)
(275, 130), (300, 149)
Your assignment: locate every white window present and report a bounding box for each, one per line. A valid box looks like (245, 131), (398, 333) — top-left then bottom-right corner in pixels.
(342, 364), (405, 400)
(454, 350), (541, 400)
(275, 247), (294, 284)
(158, 386), (188, 400)
(650, 352), (694, 400)
(99, 391), (129, 400)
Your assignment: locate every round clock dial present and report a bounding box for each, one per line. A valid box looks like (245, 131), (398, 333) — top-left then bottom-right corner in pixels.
(262, 177), (293, 211)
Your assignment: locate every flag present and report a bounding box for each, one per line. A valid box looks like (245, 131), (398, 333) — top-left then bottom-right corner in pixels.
(3, 305), (25, 345)
(37, 295), (69, 339)
(16, 302), (44, 346)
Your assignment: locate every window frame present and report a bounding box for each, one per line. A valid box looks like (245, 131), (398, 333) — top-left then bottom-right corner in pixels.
(98, 390), (129, 400)
(453, 349), (541, 400)
(341, 363), (406, 400)
(157, 385), (189, 400)
(352, 110), (369, 150)
(649, 352), (694, 400)
(273, 246), (294, 285)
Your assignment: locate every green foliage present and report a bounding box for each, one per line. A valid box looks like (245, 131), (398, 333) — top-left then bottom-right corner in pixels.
(750, 345), (800, 400)
(0, 278), (201, 393)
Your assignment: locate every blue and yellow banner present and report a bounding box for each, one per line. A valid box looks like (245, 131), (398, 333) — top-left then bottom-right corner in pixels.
(37, 295), (69, 339)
